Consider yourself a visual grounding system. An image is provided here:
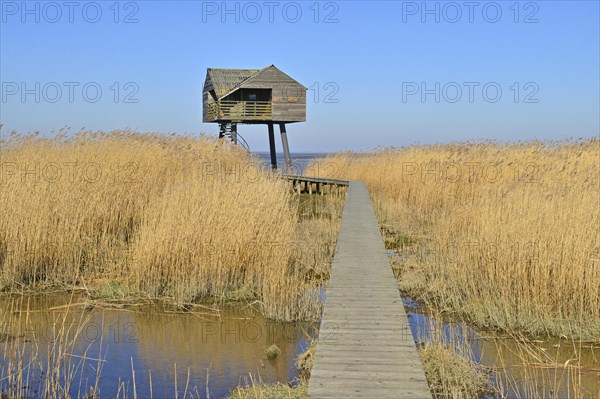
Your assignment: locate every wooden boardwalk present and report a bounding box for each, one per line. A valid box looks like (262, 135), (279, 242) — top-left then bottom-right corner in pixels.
(308, 181), (432, 399)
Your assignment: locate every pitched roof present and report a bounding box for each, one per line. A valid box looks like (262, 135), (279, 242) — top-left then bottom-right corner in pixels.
(206, 68), (260, 98)
(206, 65), (307, 100)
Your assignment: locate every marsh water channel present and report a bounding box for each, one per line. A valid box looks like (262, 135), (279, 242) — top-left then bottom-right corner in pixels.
(3, 293), (598, 399)
(404, 297), (600, 398)
(0, 295), (316, 398)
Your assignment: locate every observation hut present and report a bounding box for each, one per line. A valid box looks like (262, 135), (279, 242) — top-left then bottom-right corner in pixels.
(202, 65), (306, 170)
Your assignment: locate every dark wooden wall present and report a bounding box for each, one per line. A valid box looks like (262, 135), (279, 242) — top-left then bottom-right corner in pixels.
(202, 75), (214, 123)
(237, 67), (306, 123)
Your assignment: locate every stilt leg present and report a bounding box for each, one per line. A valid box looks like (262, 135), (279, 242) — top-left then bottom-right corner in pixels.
(231, 123), (238, 144)
(279, 123), (292, 173)
(268, 123), (277, 170)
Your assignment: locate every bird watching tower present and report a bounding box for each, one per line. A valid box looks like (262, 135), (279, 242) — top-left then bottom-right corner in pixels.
(202, 65), (307, 170)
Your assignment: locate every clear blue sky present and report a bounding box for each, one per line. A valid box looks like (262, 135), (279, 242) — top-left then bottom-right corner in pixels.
(1, 1), (599, 152)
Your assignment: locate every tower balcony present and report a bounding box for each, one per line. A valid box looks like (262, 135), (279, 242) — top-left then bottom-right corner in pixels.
(207, 100), (273, 122)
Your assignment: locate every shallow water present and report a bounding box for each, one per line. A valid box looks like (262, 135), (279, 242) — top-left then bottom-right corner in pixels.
(402, 297), (600, 398)
(4, 289), (597, 398)
(0, 295), (317, 398)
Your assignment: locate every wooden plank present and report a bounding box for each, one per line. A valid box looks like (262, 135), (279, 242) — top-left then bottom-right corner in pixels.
(308, 181), (432, 399)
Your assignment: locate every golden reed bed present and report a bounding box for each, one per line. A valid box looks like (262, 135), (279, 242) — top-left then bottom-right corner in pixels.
(0, 130), (342, 321)
(308, 139), (600, 338)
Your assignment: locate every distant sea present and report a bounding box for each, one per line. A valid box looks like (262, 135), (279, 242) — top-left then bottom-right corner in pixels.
(254, 152), (328, 175)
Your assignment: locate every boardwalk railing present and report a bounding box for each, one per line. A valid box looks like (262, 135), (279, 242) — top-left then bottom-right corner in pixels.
(308, 181), (432, 398)
(282, 174), (349, 195)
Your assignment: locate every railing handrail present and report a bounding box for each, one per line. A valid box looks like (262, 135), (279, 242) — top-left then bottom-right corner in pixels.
(207, 100), (273, 120)
(216, 100), (272, 105)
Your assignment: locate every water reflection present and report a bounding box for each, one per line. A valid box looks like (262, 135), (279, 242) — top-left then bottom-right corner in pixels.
(0, 295), (317, 398)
